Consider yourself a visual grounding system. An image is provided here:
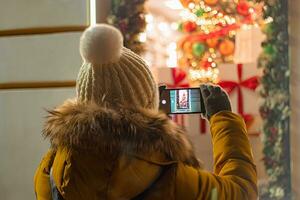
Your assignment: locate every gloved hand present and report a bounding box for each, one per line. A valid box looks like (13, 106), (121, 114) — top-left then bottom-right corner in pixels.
(200, 84), (232, 120)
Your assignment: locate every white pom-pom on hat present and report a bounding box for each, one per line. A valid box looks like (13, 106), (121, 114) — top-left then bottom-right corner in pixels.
(80, 24), (124, 65)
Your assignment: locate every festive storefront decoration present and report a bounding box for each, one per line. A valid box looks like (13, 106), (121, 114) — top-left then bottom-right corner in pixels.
(200, 118), (207, 134)
(219, 39), (235, 56)
(219, 64), (259, 128)
(177, 0), (264, 84)
(217, 63), (262, 135)
(109, 1), (291, 197)
(234, 25), (265, 64)
(236, 1), (250, 16)
(165, 68), (190, 88)
(183, 21), (197, 32)
(256, 0), (291, 199)
(107, 0), (147, 54)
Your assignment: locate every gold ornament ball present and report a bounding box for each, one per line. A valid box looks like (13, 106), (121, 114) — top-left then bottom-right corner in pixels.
(219, 39), (235, 56)
(178, 58), (189, 68)
(183, 41), (193, 54)
(206, 37), (219, 48)
(204, 0), (219, 6)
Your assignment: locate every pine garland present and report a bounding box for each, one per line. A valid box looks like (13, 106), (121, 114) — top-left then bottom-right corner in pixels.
(257, 0), (291, 199)
(107, 0), (147, 54)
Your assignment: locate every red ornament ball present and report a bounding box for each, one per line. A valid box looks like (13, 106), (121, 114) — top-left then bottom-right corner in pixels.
(203, 60), (212, 70)
(183, 41), (193, 53)
(237, 1), (250, 16)
(183, 21), (197, 32)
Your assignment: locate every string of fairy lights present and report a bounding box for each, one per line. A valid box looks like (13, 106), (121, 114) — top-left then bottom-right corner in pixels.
(178, 1), (236, 84)
(142, 0), (264, 85)
(107, 1), (290, 199)
(178, 0), (263, 85)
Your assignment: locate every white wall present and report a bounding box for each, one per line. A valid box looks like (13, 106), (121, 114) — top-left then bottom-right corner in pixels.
(290, 0), (300, 198)
(0, 33), (81, 82)
(0, 1), (88, 199)
(0, 0), (88, 30)
(0, 89), (75, 199)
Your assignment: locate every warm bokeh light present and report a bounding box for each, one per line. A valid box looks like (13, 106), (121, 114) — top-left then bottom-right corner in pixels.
(90, 0), (96, 25)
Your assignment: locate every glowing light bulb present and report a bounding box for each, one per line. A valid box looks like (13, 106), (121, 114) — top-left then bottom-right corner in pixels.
(145, 14), (154, 23)
(90, 0), (96, 25)
(138, 32), (147, 43)
(171, 22), (178, 30)
(164, 0), (184, 10)
(188, 3), (195, 9)
(166, 42), (178, 68)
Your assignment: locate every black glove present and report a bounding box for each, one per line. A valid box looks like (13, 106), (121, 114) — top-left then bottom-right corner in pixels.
(200, 84), (232, 120)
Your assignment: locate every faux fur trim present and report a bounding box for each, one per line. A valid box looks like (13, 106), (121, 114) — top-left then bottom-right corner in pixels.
(43, 99), (200, 167)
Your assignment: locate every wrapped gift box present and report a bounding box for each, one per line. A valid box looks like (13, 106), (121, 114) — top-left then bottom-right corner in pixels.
(218, 63), (263, 135)
(151, 67), (189, 88)
(234, 26), (265, 64)
(151, 64), (263, 171)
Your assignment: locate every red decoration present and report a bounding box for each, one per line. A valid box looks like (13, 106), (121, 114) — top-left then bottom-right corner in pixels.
(203, 60), (213, 69)
(182, 23), (240, 45)
(172, 114), (185, 127)
(218, 64), (259, 126)
(237, 1), (250, 16)
(183, 21), (197, 33)
(166, 68), (190, 88)
(200, 118), (207, 134)
(163, 68), (189, 127)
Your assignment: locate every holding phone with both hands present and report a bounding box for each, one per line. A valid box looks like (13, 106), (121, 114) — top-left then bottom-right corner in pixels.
(159, 87), (206, 114)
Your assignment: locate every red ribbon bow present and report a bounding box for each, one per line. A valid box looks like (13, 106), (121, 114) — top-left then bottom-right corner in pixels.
(219, 64), (259, 125)
(166, 68), (190, 88)
(163, 68), (188, 127)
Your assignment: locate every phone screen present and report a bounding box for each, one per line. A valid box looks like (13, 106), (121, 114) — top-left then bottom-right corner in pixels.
(159, 88), (205, 114)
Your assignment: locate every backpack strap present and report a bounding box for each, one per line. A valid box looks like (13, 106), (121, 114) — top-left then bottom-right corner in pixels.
(49, 168), (64, 200)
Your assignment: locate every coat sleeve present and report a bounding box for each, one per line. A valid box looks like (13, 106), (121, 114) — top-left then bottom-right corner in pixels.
(176, 111), (257, 200)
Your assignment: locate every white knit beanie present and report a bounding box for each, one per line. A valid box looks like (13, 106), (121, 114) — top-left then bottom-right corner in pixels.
(77, 24), (158, 109)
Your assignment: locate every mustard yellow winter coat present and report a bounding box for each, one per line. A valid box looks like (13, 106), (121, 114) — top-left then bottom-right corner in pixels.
(34, 99), (257, 200)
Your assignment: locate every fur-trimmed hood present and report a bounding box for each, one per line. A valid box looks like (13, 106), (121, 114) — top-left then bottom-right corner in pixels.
(43, 99), (200, 167)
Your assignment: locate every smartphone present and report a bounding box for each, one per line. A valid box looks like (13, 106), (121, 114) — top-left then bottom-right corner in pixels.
(159, 88), (205, 114)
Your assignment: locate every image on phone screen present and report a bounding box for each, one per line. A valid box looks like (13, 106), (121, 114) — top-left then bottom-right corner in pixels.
(176, 89), (190, 110)
(159, 88), (205, 114)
